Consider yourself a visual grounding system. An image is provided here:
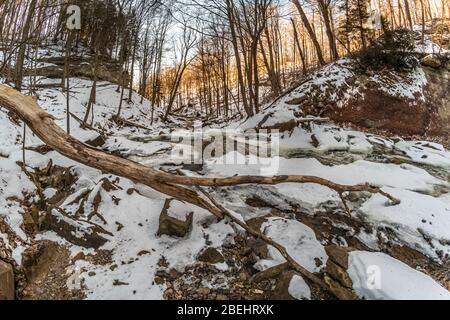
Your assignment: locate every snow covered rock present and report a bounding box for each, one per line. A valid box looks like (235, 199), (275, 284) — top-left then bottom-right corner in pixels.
(254, 217), (327, 273)
(348, 251), (450, 300)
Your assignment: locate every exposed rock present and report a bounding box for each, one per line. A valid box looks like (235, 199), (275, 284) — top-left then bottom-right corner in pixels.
(252, 262), (290, 283)
(196, 287), (211, 296)
(245, 216), (268, 232)
(157, 199), (193, 238)
(325, 245), (354, 269)
(269, 270), (296, 300)
(421, 54), (442, 69)
(327, 260), (353, 289)
(36, 55), (129, 85)
(85, 134), (106, 148)
(40, 208), (110, 249)
(324, 275), (358, 300)
(197, 247), (225, 264)
(0, 260), (14, 300)
(246, 238), (269, 259)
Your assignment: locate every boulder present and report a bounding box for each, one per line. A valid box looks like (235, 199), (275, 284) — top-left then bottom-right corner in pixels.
(324, 275), (358, 300)
(325, 245), (353, 269)
(252, 262), (290, 283)
(0, 260), (14, 300)
(157, 199), (193, 238)
(326, 260), (353, 289)
(197, 247), (225, 264)
(421, 54), (442, 69)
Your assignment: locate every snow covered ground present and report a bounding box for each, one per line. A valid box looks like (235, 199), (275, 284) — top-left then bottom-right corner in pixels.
(0, 44), (449, 300)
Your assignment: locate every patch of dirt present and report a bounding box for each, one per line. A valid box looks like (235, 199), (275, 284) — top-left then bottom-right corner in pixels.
(17, 241), (85, 300)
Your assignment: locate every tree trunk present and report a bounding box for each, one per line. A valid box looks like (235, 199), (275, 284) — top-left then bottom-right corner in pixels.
(291, 18), (307, 75)
(225, 0), (252, 117)
(15, 0), (37, 91)
(292, 0), (326, 66)
(317, 0), (339, 61)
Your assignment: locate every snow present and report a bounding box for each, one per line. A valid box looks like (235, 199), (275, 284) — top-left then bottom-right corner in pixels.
(289, 275), (311, 300)
(348, 251), (450, 300)
(66, 182), (234, 299)
(205, 152), (446, 194)
(369, 67), (428, 102)
(0, 157), (36, 240)
(394, 140), (450, 169)
(360, 187), (450, 258)
(255, 218), (327, 273)
(1, 37), (450, 300)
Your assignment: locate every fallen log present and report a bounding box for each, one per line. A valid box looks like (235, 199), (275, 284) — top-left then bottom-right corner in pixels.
(0, 85), (401, 299)
(0, 85), (400, 206)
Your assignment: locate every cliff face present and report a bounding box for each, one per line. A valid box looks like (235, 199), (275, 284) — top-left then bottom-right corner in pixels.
(247, 21), (450, 145)
(324, 65), (450, 145)
(248, 57), (450, 146)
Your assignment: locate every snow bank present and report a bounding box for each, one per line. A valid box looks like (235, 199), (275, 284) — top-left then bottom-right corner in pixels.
(348, 251), (450, 300)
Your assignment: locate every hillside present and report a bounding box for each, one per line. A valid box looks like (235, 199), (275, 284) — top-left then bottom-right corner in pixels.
(243, 43), (449, 146)
(1, 37), (450, 301)
(1, 0), (450, 302)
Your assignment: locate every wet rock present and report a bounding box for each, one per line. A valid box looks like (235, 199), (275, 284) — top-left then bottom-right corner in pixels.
(197, 247), (225, 264)
(0, 260), (14, 300)
(157, 199), (193, 238)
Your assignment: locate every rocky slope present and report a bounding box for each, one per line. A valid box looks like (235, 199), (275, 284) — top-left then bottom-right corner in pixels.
(247, 23), (450, 146)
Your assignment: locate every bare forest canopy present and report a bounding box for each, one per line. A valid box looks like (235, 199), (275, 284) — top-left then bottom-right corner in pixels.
(0, 0), (448, 119)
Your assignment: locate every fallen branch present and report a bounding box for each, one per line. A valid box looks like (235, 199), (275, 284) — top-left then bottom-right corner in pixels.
(111, 115), (151, 131)
(0, 85), (402, 299)
(0, 85), (400, 207)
